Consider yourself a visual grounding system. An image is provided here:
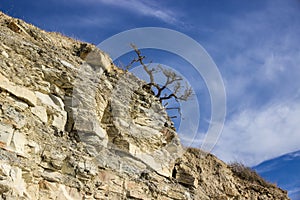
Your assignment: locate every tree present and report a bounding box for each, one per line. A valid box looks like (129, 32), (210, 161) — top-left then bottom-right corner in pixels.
(126, 44), (193, 118)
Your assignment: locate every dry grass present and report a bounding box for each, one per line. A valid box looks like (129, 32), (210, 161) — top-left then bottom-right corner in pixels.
(229, 162), (276, 188)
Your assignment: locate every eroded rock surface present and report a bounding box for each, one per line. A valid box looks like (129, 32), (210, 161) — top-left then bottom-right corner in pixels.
(0, 12), (289, 199)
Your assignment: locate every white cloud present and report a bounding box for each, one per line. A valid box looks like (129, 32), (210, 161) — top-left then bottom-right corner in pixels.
(175, 1), (300, 164)
(210, 0), (300, 110)
(213, 99), (300, 166)
(208, 2), (300, 167)
(61, 15), (114, 29)
(85, 0), (179, 24)
(181, 0), (299, 168)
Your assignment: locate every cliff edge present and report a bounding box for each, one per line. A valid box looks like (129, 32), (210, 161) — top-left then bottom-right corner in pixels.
(0, 12), (289, 200)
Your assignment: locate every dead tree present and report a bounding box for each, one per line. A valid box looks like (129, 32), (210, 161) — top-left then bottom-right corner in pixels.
(127, 44), (193, 118)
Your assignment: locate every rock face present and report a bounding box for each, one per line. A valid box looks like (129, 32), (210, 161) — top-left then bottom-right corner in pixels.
(0, 12), (290, 200)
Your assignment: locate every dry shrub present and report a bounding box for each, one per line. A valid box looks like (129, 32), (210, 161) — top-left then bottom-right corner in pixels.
(229, 162), (276, 188)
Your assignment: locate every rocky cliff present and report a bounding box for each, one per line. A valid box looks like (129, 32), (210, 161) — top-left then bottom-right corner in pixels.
(0, 12), (290, 200)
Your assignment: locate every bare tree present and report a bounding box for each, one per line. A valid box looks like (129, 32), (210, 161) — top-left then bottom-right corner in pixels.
(127, 44), (193, 117)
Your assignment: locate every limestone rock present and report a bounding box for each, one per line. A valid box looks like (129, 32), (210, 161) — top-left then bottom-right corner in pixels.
(0, 163), (27, 197)
(0, 123), (14, 147)
(51, 109), (67, 132)
(10, 131), (27, 155)
(0, 11), (290, 200)
(35, 91), (67, 131)
(0, 73), (37, 106)
(35, 91), (58, 109)
(31, 106), (48, 123)
(85, 48), (113, 72)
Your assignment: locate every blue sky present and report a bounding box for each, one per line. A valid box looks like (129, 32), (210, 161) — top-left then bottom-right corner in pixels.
(254, 150), (300, 199)
(1, 0), (300, 173)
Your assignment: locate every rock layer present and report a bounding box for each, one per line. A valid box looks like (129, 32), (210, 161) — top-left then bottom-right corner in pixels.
(0, 12), (289, 199)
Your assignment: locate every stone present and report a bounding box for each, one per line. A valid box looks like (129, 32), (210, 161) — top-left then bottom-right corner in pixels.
(37, 80), (51, 94)
(77, 132), (108, 156)
(85, 49), (112, 72)
(7, 21), (22, 33)
(34, 92), (67, 130)
(51, 110), (67, 131)
(0, 163), (27, 197)
(0, 123), (14, 147)
(49, 94), (64, 110)
(1, 50), (9, 58)
(27, 140), (40, 154)
(125, 180), (151, 200)
(2, 105), (27, 129)
(25, 184), (39, 200)
(9, 166), (27, 196)
(59, 59), (75, 69)
(7, 97), (29, 111)
(31, 106), (48, 123)
(37, 181), (83, 200)
(10, 131), (27, 155)
(0, 162), (11, 177)
(174, 165), (198, 188)
(41, 171), (62, 182)
(35, 91), (57, 108)
(0, 74), (37, 106)
(74, 113), (107, 139)
(57, 184), (83, 200)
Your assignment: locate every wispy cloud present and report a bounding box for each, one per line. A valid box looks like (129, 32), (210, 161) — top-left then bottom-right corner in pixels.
(213, 98), (300, 166)
(220, 3), (300, 106)
(208, 0), (300, 166)
(289, 187), (300, 200)
(85, 0), (179, 24)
